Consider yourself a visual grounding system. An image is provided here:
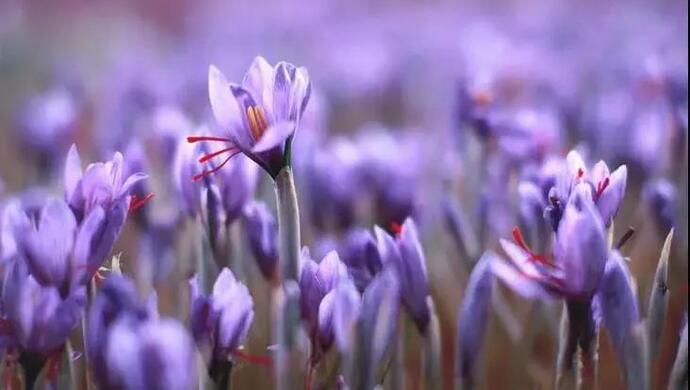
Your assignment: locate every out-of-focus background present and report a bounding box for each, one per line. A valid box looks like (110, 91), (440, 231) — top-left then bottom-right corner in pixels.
(1, 0), (687, 388)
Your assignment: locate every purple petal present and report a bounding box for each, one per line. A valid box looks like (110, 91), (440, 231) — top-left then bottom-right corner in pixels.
(596, 165), (627, 226)
(209, 65), (242, 132)
(490, 256), (555, 299)
(72, 206), (106, 285)
(242, 56), (274, 109)
(64, 144), (83, 206)
(251, 121), (295, 153)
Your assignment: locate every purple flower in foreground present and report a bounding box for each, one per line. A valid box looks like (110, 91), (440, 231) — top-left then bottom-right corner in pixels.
(457, 252), (496, 386)
(189, 268), (254, 361)
(375, 217), (430, 334)
(299, 249), (349, 346)
(64, 145), (148, 274)
(495, 186), (608, 300)
(104, 318), (196, 390)
(242, 201), (278, 281)
(189, 56), (311, 179)
(10, 198), (104, 294)
(595, 251), (640, 366)
(546, 150), (627, 229)
(1, 258), (86, 357)
(88, 275), (154, 388)
(317, 278), (361, 351)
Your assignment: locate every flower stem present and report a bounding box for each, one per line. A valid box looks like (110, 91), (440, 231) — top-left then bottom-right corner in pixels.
(423, 299), (442, 390)
(208, 359), (233, 390)
(274, 167), (301, 281)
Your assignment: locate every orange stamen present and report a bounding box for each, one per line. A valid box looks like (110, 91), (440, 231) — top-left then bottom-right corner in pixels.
(247, 106), (268, 141)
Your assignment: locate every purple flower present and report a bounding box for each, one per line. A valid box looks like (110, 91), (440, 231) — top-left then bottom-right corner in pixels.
(103, 317), (196, 390)
(337, 229), (383, 292)
(242, 201), (278, 281)
(457, 252), (496, 386)
(317, 278), (361, 352)
(375, 217), (430, 334)
(219, 155), (259, 223)
(298, 249), (349, 345)
(547, 150), (627, 228)
(189, 268), (254, 361)
(494, 186), (608, 300)
(172, 138), (220, 218)
(0, 258), (86, 357)
(595, 251), (640, 366)
(64, 145), (148, 275)
(88, 275), (154, 388)
(10, 197), (105, 294)
(495, 107), (563, 163)
(190, 56), (311, 179)
(642, 179), (677, 236)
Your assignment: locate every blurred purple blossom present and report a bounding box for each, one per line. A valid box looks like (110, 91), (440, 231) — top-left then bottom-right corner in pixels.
(375, 217), (430, 334)
(242, 201), (278, 281)
(317, 278), (361, 352)
(642, 178), (677, 235)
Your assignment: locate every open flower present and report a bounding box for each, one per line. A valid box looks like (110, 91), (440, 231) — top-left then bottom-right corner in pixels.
(494, 185), (608, 300)
(375, 217), (430, 334)
(189, 268), (254, 361)
(1, 257), (86, 358)
(189, 56), (311, 179)
(546, 150), (627, 229)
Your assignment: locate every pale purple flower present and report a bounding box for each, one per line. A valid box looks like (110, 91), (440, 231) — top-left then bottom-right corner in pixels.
(457, 252), (496, 387)
(190, 56), (311, 179)
(0, 257), (86, 357)
(375, 217), (430, 334)
(642, 179), (677, 236)
(219, 155), (259, 223)
(9, 197), (105, 293)
(595, 251), (640, 366)
(242, 201), (278, 281)
(189, 268), (254, 361)
(337, 229), (383, 292)
(317, 278), (361, 351)
(546, 150), (627, 228)
(298, 249), (349, 345)
(494, 185), (608, 300)
(104, 318), (196, 390)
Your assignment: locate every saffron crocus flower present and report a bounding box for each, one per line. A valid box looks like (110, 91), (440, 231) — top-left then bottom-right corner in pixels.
(595, 251), (641, 372)
(298, 249), (349, 346)
(88, 275), (154, 388)
(494, 185), (608, 300)
(64, 145), (148, 274)
(457, 252), (496, 387)
(190, 56), (311, 179)
(0, 257), (86, 359)
(9, 197), (105, 294)
(104, 317), (196, 390)
(189, 268), (254, 362)
(242, 201), (278, 281)
(642, 179), (677, 236)
(337, 229), (383, 292)
(375, 217), (430, 334)
(219, 155), (259, 223)
(317, 278), (361, 352)
(546, 150), (627, 228)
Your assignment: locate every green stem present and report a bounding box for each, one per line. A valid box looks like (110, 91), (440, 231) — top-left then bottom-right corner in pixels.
(274, 167), (301, 281)
(423, 300), (442, 390)
(19, 352), (45, 390)
(209, 359), (233, 390)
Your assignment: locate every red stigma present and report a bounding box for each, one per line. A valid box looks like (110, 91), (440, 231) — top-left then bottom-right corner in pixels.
(45, 349), (63, 382)
(512, 227), (558, 269)
(192, 155), (234, 181)
(129, 193), (155, 212)
(187, 135), (232, 143)
(595, 177), (610, 198)
(230, 350), (273, 368)
(577, 168), (585, 179)
(390, 222), (403, 237)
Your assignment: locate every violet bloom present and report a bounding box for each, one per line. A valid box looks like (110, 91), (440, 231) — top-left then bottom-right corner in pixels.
(595, 251), (640, 369)
(298, 249), (349, 348)
(642, 179), (677, 236)
(375, 217), (430, 334)
(317, 278), (361, 352)
(219, 155), (259, 223)
(242, 201), (278, 281)
(189, 268), (254, 361)
(64, 144), (148, 274)
(546, 150), (627, 229)
(494, 185), (608, 300)
(104, 317), (196, 390)
(88, 275), (154, 388)
(337, 228), (382, 292)
(0, 257), (86, 359)
(190, 56), (311, 179)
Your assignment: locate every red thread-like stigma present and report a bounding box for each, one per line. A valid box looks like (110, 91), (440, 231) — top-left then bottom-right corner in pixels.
(230, 350), (273, 368)
(512, 227), (558, 269)
(129, 193), (155, 212)
(187, 136), (232, 143)
(595, 177), (610, 198)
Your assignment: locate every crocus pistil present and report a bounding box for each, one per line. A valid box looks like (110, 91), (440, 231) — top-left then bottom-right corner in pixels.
(185, 136), (240, 181)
